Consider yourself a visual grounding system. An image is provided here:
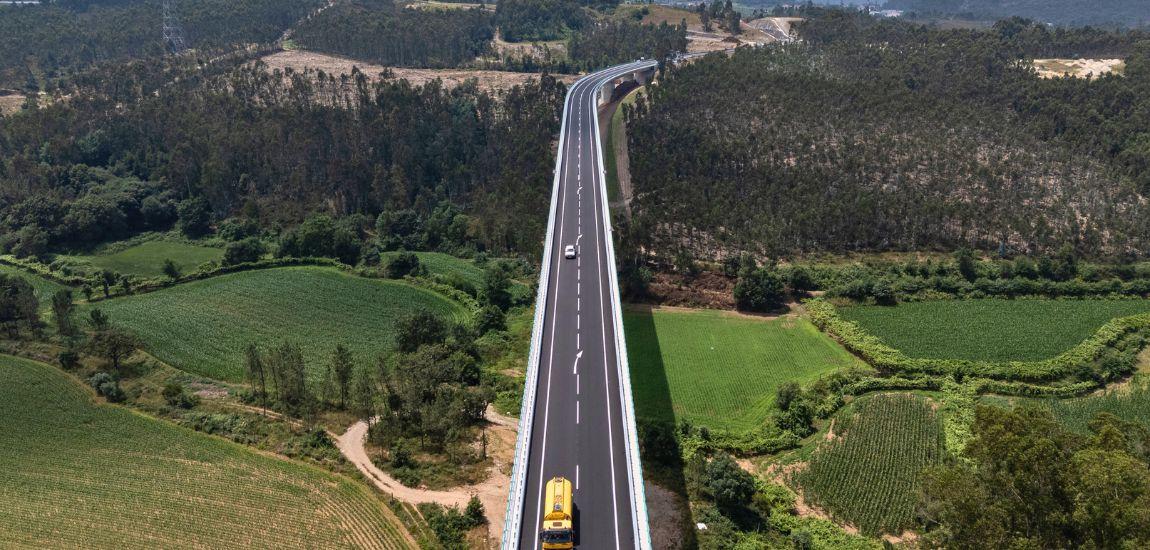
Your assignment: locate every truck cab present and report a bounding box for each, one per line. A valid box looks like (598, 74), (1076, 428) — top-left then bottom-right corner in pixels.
(539, 477), (574, 549)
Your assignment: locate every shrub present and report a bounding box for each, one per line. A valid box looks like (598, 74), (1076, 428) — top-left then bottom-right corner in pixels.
(465, 496), (486, 526)
(386, 252), (421, 279)
(734, 268), (785, 312)
(704, 453), (756, 508)
(223, 238), (266, 266)
(58, 349), (80, 370)
(162, 382), (199, 409)
(89, 372), (126, 403)
(475, 304), (506, 334)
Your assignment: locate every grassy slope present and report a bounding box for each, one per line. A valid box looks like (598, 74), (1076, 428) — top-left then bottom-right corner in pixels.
(64, 241), (225, 277)
(86, 266), (463, 381)
(379, 251), (486, 287)
(625, 308), (864, 432)
(0, 264), (65, 306)
(0, 354), (412, 550)
(797, 393), (945, 536)
(840, 299), (1150, 362)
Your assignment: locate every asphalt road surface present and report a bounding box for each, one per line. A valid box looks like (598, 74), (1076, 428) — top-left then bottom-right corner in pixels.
(516, 60), (655, 550)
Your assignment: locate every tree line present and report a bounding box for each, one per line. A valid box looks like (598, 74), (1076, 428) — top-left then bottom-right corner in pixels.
(291, 0), (496, 68)
(885, 0), (1150, 28)
(567, 20), (688, 69)
(0, 0), (324, 90)
(0, 55), (567, 259)
(623, 10), (1150, 268)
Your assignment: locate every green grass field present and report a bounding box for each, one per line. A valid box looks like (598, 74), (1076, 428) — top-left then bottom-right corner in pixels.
(797, 393), (946, 536)
(86, 267), (464, 381)
(624, 308), (865, 432)
(0, 263), (65, 306)
(0, 354), (412, 549)
(380, 251), (486, 286)
(840, 299), (1150, 362)
(64, 241), (224, 277)
(984, 375), (1150, 435)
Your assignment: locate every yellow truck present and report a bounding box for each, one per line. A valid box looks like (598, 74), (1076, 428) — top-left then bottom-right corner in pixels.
(539, 476), (575, 549)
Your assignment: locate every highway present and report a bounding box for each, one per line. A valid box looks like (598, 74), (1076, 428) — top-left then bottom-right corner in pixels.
(509, 60), (656, 550)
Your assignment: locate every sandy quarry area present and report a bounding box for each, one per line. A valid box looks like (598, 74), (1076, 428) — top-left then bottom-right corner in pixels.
(0, 92), (25, 115)
(1033, 58), (1125, 79)
(259, 50), (577, 93)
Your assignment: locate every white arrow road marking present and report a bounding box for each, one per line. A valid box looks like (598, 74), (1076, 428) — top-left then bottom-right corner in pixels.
(573, 350), (583, 374)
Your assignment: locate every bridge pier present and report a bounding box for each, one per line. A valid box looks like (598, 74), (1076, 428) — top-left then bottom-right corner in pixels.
(597, 66), (656, 106)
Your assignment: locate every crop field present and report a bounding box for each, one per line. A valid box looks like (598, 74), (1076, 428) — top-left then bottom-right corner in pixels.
(624, 308), (865, 432)
(63, 241), (225, 277)
(991, 377), (1150, 434)
(839, 299), (1150, 362)
(86, 267), (463, 381)
(797, 393), (946, 536)
(0, 263), (65, 305)
(0, 354), (413, 549)
(380, 251), (486, 287)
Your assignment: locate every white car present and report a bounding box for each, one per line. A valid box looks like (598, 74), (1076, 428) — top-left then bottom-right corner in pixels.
(564, 245), (576, 259)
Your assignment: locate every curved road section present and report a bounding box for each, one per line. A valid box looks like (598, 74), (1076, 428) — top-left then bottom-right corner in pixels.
(504, 60), (657, 550)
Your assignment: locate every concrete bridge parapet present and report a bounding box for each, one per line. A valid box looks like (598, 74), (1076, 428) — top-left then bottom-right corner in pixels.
(597, 66), (656, 106)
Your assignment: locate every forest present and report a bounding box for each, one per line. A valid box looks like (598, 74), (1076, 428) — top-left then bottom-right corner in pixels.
(0, 0), (323, 90)
(885, 0), (1150, 28)
(291, 0), (497, 68)
(567, 20), (688, 70)
(495, 0), (597, 42)
(0, 53), (567, 258)
(624, 12), (1150, 265)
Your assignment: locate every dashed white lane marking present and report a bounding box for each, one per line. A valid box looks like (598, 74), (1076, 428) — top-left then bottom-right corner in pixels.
(577, 400), (580, 424)
(576, 464), (580, 489)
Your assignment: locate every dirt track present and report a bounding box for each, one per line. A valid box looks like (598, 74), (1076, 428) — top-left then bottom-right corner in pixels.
(260, 50), (577, 94)
(334, 406), (518, 548)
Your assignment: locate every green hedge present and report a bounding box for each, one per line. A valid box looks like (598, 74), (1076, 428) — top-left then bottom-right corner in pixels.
(0, 255), (89, 286)
(806, 298), (1150, 383)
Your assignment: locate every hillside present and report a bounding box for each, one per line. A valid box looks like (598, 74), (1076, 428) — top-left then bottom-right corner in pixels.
(0, 0), (325, 89)
(0, 354), (413, 549)
(884, 0), (1150, 28)
(625, 14), (1150, 262)
(86, 267), (464, 381)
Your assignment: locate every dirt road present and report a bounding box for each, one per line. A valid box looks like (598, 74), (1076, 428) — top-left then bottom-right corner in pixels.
(334, 407), (517, 547)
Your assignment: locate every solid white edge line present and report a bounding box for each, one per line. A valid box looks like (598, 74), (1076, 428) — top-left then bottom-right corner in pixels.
(528, 78), (585, 550)
(501, 74), (582, 550)
(504, 60), (656, 550)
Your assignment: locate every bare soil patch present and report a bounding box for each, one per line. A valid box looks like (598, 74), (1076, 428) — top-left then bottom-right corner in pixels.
(764, 462), (862, 535)
(646, 270), (737, 309)
(750, 16), (804, 35)
(1033, 58), (1125, 79)
(490, 33), (568, 64)
(334, 405), (517, 548)
(0, 91), (26, 115)
(645, 480), (690, 550)
(407, 0), (495, 11)
(259, 50), (575, 94)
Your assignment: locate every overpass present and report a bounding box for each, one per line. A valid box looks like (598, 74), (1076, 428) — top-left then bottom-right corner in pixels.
(502, 59), (658, 550)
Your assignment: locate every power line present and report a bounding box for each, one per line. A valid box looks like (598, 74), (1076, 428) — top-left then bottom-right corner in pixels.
(162, 0), (188, 55)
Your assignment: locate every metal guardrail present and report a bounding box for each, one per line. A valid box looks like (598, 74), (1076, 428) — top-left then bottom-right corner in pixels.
(501, 74), (575, 550)
(502, 61), (656, 550)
